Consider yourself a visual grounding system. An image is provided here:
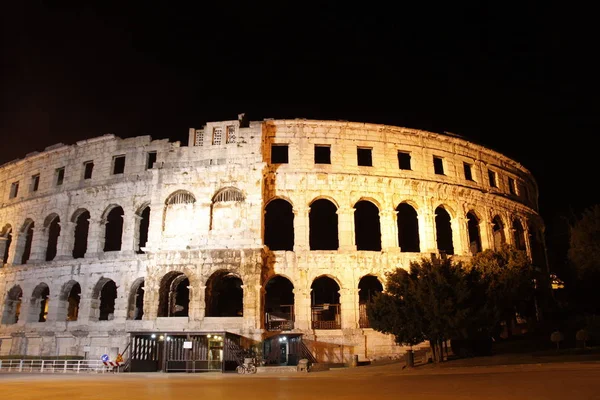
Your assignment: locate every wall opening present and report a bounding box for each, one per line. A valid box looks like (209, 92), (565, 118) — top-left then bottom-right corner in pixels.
(205, 270), (243, 317)
(358, 275), (383, 328)
(435, 206), (454, 255)
(1, 224), (12, 264)
(1, 285), (23, 324)
(104, 206), (124, 251)
(396, 203), (420, 252)
(72, 210), (90, 259)
(309, 199), (339, 250)
(264, 275), (294, 331)
(45, 215), (61, 261)
(264, 199), (294, 251)
(354, 200), (381, 251)
(158, 272), (190, 317)
(136, 206), (150, 253)
(513, 219), (527, 251)
(467, 211), (482, 255)
(65, 281), (81, 321)
(128, 278), (145, 320)
(29, 283), (50, 322)
(492, 215), (506, 250)
(311, 276), (341, 329)
(91, 278), (117, 321)
(21, 221), (34, 264)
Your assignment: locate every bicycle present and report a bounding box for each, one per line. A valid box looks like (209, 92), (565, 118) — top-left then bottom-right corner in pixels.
(236, 357), (257, 374)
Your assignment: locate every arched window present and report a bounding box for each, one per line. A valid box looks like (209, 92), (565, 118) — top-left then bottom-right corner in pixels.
(513, 219), (527, 251)
(354, 200), (381, 251)
(104, 206), (124, 252)
(91, 278), (118, 321)
(72, 209), (90, 259)
(45, 214), (61, 261)
(264, 199), (294, 251)
(1, 285), (23, 324)
(264, 275), (294, 331)
(309, 199), (338, 250)
(466, 211), (482, 255)
(396, 203), (420, 252)
(358, 275), (383, 328)
(128, 278), (145, 320)
(435, 206), (454, 255)
(158, 272), (190, 317)
(136, 205), (150, 253)
(213, 187), (245, 203)
(29, 283), (50, 322)
(166, 191), (196, 206)
(492, 215), (506, 250)
(205, 270), (243, 317)
(1, 224), (12, 264)
(311, 276), (341, 329)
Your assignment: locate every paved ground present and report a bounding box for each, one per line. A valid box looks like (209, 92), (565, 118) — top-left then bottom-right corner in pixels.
(2, 358), (600, 400)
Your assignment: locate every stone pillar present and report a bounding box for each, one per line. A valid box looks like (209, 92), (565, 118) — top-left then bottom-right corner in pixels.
(142, 281), (159, 320)
(418, 210), (437, 253)
(293, 288), (311, 331)
(241, 283), (261, 331)
(78, 295), (96, 322)
(120, 211), (135, 255)
(339, 288), (359, 330)
(144, 202), (164, 251)
(55, 221), (74, 260)
(28, 226), (46, 263)
(481, 219), (494, 251)
(453, 216), (469, 256)
(187, 284), (200, 321)
(194, 285), (207, 321)
(0, 236), (9, 265)
(337, 207), (356, 251)
(380, 209), (399, 252)
(48, 293), (67, 322)
(112, 289), (128, 322)
(86, 218), (105, 256)
(293, 206), (310, 252)
(16, 294), (33, 326)
(6, 232), (22, 265)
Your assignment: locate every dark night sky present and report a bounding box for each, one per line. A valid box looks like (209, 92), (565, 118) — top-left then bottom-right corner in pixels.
(1, 2), (598, 272)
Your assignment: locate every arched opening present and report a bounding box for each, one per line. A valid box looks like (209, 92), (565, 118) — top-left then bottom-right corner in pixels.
(128, 278), (145, 320)
(435, 206), (454, 255)
(354, 200), (382, 251)
(309, 199), (339, 250)
(72, 210), (90, 259)
(64, 281), (81, 321)
(1, 285), (23, 324)
(45, 214), (61, 261)
(396, 203), (420, 252)
(264, 275), (294, 331)
(513, 219), (527, 251)
(205, 270), (243, 317)
(136, 206), (150, 253)
(358, 275), (383, 328)
(1, 224), (12, 264)
(91, 278), (118, 321)
(311, 276), (341, 329)
(264, 199), (294, 251)
(158, 272), (190, 317)
(20, 220), (34, 264)
(492, 215), (506, 250)
(29, 283), (50, 322)
(210, 187), (245, 231)
(467, 211), (482, 255)
(104, 206), (124, 252)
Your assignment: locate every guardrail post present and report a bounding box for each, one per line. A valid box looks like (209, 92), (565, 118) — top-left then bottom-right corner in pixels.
(41, 360), (45, 372)
(64, 360), (67, 373)
(19, 360), (23, 372)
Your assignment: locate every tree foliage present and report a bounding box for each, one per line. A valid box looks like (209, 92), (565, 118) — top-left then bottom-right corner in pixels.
(568, 204), (600, 280)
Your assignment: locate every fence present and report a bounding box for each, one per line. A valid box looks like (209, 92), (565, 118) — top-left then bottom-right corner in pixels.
(0, 359), (113, 373)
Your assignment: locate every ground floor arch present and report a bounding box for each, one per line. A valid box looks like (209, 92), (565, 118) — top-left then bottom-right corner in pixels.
(264, 275), (294, 331)
(158, 272), (190, 317)
(205, 270), (243, 317)
(311, 276), (341, 329)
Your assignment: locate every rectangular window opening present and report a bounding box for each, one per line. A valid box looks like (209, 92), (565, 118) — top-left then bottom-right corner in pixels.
(314, 145), (331, 164)
(31, 174), (40, 192)
(212, 127), (223, 145)
(488, 170), (498, 188)
(194, 129), (204, 146)
(113, 155), (126, 175)
(146, 152), (157, 170)
(463, 162), (474, 181)
(83, 161), (94, 180)
(56, 167), (65, 186)
(271, 144), (289, 164)
(508, 177), (517, 195)
(398, 151), (411, 170)
(433, 156), (444, 175)
(226, 125), (236, 144)
(9, 181), (19, 198)
(357, 147), (373, 167)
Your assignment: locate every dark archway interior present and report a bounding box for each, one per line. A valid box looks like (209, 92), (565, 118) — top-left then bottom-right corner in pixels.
(265, 276), (294, 313)
(513, 220), (526, 251)
(309, 199), (339, 250)
(73, 211), (90, 259)
(46, 216), (61, 261)
(492, 216), (506, 249)
(37, 285), (50, 322)
(104, 207), (124, 251)
(205, 271), (243, 317)
(467, 211), (482, 254)
(264, 199), (294, 251)
(158, 273), (189, 317)
(435, 207), (454, 255)
(134, 281), (145, 320)
(67, 283), (81, 321)
(99, 280), (117, 320)
(2, 227), (12, 263)
(397, 203), (420, 252)
(3, 286), (23, 324)
(21, 222), (34, 264)
(311, 276), (340, 305)
(358, 275), (383, 303)
(137, 206), (150, 253)
(354, 201), (381, 251)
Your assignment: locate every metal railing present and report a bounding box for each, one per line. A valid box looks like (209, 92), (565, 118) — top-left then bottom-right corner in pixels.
(0, 359), (113, 373)
(311, 304), (341, 329)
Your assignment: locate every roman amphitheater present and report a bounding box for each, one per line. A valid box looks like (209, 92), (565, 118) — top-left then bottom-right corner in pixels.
(0, 117), (547, 372)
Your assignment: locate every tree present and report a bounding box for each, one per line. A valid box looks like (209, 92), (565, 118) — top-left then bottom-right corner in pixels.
(367, 256), (473, 362)
(467, 245), (536, 338)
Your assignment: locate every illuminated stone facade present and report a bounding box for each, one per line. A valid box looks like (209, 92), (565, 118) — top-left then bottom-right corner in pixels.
(0, 118), (546, 364)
